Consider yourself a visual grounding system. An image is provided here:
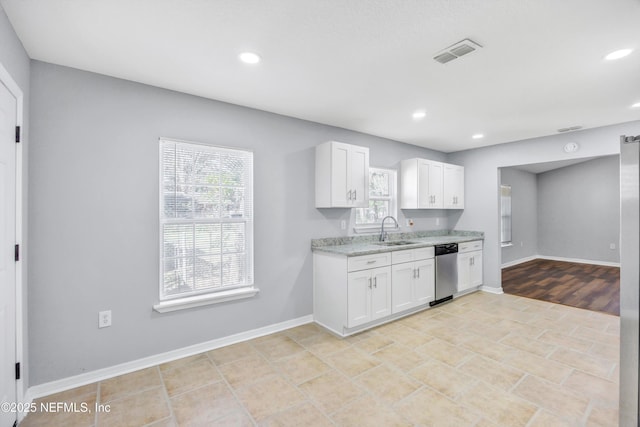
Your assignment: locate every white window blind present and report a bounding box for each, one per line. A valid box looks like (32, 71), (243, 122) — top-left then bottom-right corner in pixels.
(500, 184), (512, 245)
(355, 168), (397, 227)
(160, 139), (253, 302)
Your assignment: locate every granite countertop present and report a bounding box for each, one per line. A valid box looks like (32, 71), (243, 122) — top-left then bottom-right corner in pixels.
(311, 230), (484, 256)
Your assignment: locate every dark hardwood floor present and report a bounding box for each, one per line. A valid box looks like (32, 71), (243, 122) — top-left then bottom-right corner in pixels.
(502, 258), (620, 316)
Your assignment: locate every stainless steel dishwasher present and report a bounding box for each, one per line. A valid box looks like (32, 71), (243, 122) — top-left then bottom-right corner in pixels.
(430, 243), (458, 306)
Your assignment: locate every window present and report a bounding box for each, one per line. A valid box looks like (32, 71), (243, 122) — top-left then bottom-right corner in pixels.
(355, 167), (397, 228)
(155, 138), (256, 312)
(500, 184), (512, 246)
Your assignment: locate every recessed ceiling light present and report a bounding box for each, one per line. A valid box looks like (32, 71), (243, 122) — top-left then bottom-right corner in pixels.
(472, 134), (484, 139)
(631, 102), (640, 109)
(605, 49), (633, 61)
(563, 142), (580, 153)
(239, 52), (261, 64)
(412, 110), (427, 120)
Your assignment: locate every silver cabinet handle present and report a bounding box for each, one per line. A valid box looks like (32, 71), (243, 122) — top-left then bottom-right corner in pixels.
(417, 268), (420, 278)
(368, 278), (372, 289)
(367, 260), (376, 264)
(374, 277), (377, 288)
(353, 189), (356, 200)
(469, 258), (473, 266)
(347, 190), (352, 201)
(413, 269), (416, 279)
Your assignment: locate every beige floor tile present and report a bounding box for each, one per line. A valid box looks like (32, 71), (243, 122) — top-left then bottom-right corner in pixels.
(235, 376), (306, 422)
(527, 410), (575, 427)
(495, 319), (545, 338)
(458, 382), (537, 427)
(605, 321), (620, 335)
(513, 375), (589, 422)
(251, 334), (305, 361)
(410, 357), (476, 399)
(571, 326), (620, 347)
(96, 387), (170, 427)
(298, 331), (351, 356)
(298, 370), (364, 414)
(586, 406), (619, 427)
(353, 334), (395, 353)
(207, 341), (258, 366)
(500, 334), (556, 358)
(170, 381), (242, 426)
(218, 354), (277, 389)
(464, 319), (512, 342)
(458, 355), (525, 391)
(377, 323), (434, 348)
(209, 410), (254, 426)
(422, 324), (478, 345)
(21, 391), (97, 427)
(588, 342), (619, 361)
(394, 386), (480, 427)
(415, 338), (473, 367)
(273, 350), (331, 384)
(326, 347), (381, 377)
(550, 348), (615, 379)
(260, 401), (333, 427)
(560, 313), (610, 332)
(429, 312), (471, 329)
(537, 330), (594, 353)
(527, 317), (577, 334)
(503, 349), (573, 384)
(562, 369), (619, 405)
(100, 367), (162, 403)
(371, 343), (426, 372)
(356, 364), (421, 404)
(344, 330), (377, 344)
(146, 417), (177, 427)
(283, 322), (324, 342)
(461, 335), (517, 362)
(161, 358), (221, 396)
(159, 353), (208, 373)
(331, 396), (411, 427)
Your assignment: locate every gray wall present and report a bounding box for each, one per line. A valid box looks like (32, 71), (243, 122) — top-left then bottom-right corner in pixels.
(500, 168), (538, 265)
(28, 61), (447, 385)
(448, 120), (640, 290)
(0, 4), (30, 390)
(537, 156), (620, 263)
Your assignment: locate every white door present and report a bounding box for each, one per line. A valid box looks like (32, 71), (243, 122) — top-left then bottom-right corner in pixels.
(347, 271), (371, 327)
(457, 252), (472, 292)
(444, 164), (464, 209)
(330, 142), (350, 207)
(350, 145), (369, 208)
(391, 262), (414, 313)
(0, 81), (17, 427)
(470, 251), (483, 286)
(415, 258), (435, 304)
(429, 162), (443, 208)
(371, 267), (391, 320)
(417, 160), (431, 208)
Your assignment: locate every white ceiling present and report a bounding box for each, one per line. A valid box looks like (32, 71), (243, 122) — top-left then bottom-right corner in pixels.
(509, 157), (600, 174)
(2, 0), (640, 153)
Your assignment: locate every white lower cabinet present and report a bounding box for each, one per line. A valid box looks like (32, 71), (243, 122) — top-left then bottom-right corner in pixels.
(391, 258), (435, 314)
(457, 240), (483, 292)
(347, 266), (391, 327)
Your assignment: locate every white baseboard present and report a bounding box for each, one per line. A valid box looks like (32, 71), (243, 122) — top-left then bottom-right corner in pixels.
(481, 286), (504, 295)
(536, 255), (620, 268)
(501, 255), (538, 269)
(25, 314), (313, 402)
(502, 255), (620, 269)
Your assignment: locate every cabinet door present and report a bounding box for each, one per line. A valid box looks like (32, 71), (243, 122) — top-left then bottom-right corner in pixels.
(347, 271), (371, 327)
(371, 267), (392, 320)
(470, 251), (483, 287)
(457, 252), (472, 292)
(330, 142), (351, 207)
(350, 145), (369, 208)
(414, 258), (435, 304)
(444, 164), (464, 209)
(417, 160), (431, 209)
(391, 262), (415, 314)
(429, 161), (444, 208)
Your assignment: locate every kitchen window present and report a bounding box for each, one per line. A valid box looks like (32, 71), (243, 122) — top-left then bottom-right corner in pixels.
(500, 184), (512, 246)
(354, 167), (397, 229)
(154, 138), (257, 313)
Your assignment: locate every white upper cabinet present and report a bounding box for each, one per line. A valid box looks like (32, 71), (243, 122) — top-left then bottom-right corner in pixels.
(401, 158), (463, 210)
(316, 141), (369, 208)
(443, 163), (464, 209)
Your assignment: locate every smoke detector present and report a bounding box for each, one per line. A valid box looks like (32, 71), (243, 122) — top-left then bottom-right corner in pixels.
(433, 39), (483, 64)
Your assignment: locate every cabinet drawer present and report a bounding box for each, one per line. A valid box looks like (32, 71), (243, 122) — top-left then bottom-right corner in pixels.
(392, 247), (434, 264)
(459, 240), (483, 253)
(348, 252), (391, 272)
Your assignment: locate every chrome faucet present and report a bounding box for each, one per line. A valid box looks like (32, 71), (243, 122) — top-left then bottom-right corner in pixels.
(379, 216), (399, 242)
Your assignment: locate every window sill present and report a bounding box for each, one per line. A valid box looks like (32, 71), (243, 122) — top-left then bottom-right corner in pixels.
(501, 243), (513, 248)
(153, 286), (259, 313)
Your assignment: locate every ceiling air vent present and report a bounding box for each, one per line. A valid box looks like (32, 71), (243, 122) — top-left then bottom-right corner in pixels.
(557, 126), (583, 133)
(433, 39), (483, 64)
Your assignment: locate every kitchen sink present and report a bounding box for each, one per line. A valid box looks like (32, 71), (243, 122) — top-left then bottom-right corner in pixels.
(375, 240), (418, 246)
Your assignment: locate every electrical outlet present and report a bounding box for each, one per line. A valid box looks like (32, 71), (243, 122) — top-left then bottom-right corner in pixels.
(340, 220), (346, 230)
(98, 310), (112, 328)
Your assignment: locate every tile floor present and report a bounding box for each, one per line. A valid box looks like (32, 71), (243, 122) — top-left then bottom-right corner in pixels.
(19, 292), (620, 426)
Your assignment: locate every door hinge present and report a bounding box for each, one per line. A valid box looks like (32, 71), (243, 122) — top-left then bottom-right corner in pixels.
(15, 362), (20, 380)
(15, 244), (19, 262)
(15, 126), (20, 143)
